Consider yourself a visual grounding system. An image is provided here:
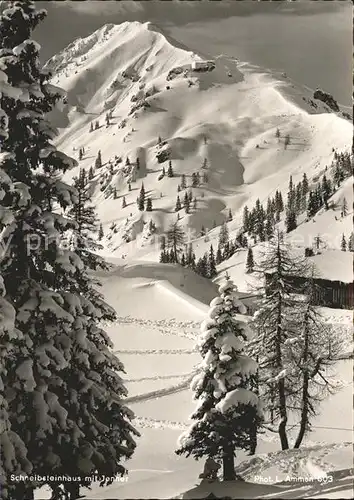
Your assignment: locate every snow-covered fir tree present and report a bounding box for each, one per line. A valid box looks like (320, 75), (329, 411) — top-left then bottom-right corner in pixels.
(0, 83), (33, 499)
(137, 183), (145, 211)
(95, 150), (102, 169)
(146, 197), (152, 211)
(341, 233), (347, 251)
(88, 165), (94, 180)
(340, 197), (348, 217)
(0, 2), (138, 498)
(218, 222), (229, 249)
(348, 232), (354, 252)
(175, 195), (181, 212)
(176, 277), (262, 480)
(180, 174), (187, 190)
(167, 160), (174, 177)
(183, 191), (190, 214)
(246, 247), (255, 273)
(207, 245), (217, 278)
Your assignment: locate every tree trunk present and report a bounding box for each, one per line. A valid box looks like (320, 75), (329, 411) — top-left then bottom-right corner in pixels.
(222, 444), (236, 481)
(294, 307), (310, 449)
(294, 374), (309, 448)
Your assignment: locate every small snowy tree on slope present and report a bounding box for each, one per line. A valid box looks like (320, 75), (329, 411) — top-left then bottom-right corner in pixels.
(176, 278), (262, 481)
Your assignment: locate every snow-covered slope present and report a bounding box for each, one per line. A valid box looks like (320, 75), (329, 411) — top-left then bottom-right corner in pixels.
(34, 260), (353, 499)
(47, 21), (352, 266)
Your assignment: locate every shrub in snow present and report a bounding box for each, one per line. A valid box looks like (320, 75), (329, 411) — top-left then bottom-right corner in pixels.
(176, 277), (262, 481)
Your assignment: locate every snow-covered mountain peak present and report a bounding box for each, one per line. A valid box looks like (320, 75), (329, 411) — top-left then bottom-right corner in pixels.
(48, 20), (352, 266)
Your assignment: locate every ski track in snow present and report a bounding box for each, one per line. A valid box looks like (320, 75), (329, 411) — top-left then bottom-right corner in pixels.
(235, 441), (352, 480)
(133, 415), (188, 431)
(115, 348), (196, 355)
(124, 372), (193, 383)
(114, 316), (199, 340)
(126, 371), (197, 404)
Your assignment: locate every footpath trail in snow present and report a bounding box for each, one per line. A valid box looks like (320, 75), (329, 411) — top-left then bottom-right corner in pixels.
(116, 348), (196, 355)
(114, 315), (199, 340)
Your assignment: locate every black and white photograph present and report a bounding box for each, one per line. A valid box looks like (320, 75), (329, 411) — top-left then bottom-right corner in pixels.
(0, 0), (352, 499)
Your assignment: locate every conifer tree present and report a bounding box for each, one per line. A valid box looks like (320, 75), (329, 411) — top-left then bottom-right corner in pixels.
(208, 244), (217, 278)
(265, 213), (274, 240)
(67, 168), (101, 255)
(348, 232), (354, 252)
(341, 233), (347, 251)
(341, 197), (348, 217)
(98, 223), (104, 240)
(177, 184), (181, 192)
(181, 253), (186, 267)
(302, 173), (309, 197)
(180, 174), (187, 189)
(332, 161), (344, 187)
(183, 192), (190, 213)
(202, 157), (208, 169)
(285, 209), (297, 233)
(216, 245), (223, 265)
(79, 148), (83, 161)
(138, 183), (145, 211)
(146, 197), (152, 211)
(295, 183), (302, 214)
(203, 171), (209, 184)
(186, 243), (196, 269)
(242, 205), (250, 232)
(195, 253), (208, 277)
(125, 157), (130, 166)
(321, 175), (332, 209)
(88, 165), (94, 180)
(188, 190), (193, 202)
(176, 278), (262, 480)
(193, 197), (197, 210)
(218, 222), (229, 249)
(167, 160), (174, 177)
(275, 128), (280, 140)
(166, 221), (185, 263)
(191, 172), (198, 187)
(95, 120), (99, 130)
(246, 247), (255, 273)
(128, 182), (131, 191)
(89, 122), (93, 133)
(284, 133), (290, 149)
(249, 233), (308, 450)
(0, 4), (138, 497)
(175, 195), (181, 212)
(307, 191), (317, 218)
(122, 196), (127, 208)
(228, 208), (233, 222)
(95, 149), (102, 169)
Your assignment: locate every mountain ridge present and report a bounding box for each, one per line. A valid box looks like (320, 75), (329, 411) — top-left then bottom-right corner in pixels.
(47, 20), (352, 270)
